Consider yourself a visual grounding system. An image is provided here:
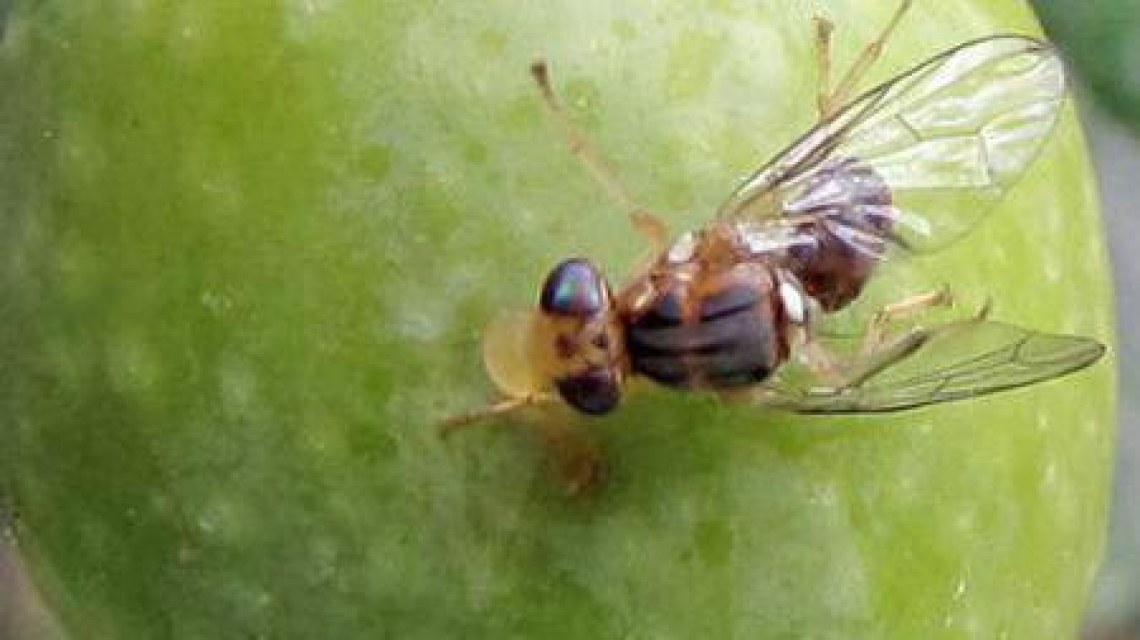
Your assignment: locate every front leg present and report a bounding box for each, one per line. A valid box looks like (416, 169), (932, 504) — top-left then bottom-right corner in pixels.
(530, 61), (669, 254)
(438, 392), (557, 437)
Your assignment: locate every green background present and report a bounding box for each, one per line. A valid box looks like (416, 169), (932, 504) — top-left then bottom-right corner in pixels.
(0, 1), (1117, 638)
(1037, 0), (1140, 134)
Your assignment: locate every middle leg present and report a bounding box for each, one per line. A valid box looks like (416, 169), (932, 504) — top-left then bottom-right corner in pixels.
(859, 287), (954, 359)
(813, 15), (836, 118)
(793, 287), (955, 390)
(530, 61), (669, 252)
(845, 292), (996, 389)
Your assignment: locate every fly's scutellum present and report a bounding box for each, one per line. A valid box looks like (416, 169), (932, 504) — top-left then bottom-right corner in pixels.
(443, 1), (1105, 492)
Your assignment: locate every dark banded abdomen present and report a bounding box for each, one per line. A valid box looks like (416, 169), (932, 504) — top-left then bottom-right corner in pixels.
(782, 156), (893, 311)
(626, 281), (783, 390)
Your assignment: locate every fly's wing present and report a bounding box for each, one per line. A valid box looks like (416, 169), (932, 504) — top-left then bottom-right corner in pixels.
(759, 320), (1104, 414)
(717, 36), (1066, 256)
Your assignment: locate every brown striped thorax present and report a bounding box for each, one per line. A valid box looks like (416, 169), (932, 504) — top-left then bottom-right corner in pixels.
(444, 5), (1105, 456)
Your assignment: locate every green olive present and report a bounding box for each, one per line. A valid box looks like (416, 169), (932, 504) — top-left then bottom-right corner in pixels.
(0, 1), (1115, 638)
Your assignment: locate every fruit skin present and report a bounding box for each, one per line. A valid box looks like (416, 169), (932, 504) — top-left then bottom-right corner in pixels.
(0, 1), (1115, 639)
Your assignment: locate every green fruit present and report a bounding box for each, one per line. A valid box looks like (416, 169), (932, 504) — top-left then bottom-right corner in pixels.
(0, 1), (1115, 639)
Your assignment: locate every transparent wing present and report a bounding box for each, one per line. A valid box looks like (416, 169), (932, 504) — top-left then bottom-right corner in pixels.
(717, 36), (1066, 256)
(759, 321), (1104, 414)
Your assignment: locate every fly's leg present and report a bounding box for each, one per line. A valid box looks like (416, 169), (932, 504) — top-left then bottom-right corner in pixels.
(441, 394), (605, 495)
(794, 331), (918, 389)
(790, 287), (960, 391)
(438, 393), (556, 437)
(725, 329), (926, 408)
(841, 295), (990, 389)
(791, 324), (933, 393)
(530, 61), (668, 252)
(741, 297), (990, 408)
(858, 287), (954, 359)
(841, 326), (931, 388)
(813, 16), (836, 118)
(798, 337), (848, 388)
(818, 0), (913, 117)
(535, 418), (608, 496)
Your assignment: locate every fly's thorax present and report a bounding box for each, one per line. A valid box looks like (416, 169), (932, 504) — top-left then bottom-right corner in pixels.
(536, 258), (625, 415)
(625, 262), (792, 390)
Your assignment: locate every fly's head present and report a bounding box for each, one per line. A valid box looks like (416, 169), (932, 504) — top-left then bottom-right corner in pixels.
(539, 258), (626, 414)
(481, 258), (625, 415)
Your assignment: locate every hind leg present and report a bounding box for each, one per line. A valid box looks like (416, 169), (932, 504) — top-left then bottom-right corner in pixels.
(813, 15), (836, 118)
(815, 0), (914, 118)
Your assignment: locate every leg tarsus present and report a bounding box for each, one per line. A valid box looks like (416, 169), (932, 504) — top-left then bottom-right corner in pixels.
(813, 15), (836, 118)
(973, 296), (993, 321)
(823, 0), (913, 112)
(442, 391), (608, 496)
(860, 287), (954, 359)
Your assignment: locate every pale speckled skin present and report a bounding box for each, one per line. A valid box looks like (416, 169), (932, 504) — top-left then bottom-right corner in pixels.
(0, 1), (1115, 639)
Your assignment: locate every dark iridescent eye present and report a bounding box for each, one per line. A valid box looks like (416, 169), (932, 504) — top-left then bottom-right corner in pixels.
(540, 258), (607, 318)
(555, 367), (621, 415)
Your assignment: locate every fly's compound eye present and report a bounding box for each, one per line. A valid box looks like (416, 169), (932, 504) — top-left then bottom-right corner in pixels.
(540, 258), (609, 318)
(555, 367), (622, 415)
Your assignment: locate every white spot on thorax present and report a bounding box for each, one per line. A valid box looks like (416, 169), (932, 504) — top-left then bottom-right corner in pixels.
(666, 231), (697, 264)
(779, 280), (808, 325)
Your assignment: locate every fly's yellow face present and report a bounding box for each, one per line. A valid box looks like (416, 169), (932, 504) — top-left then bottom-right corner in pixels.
(481, 259), (625, 415)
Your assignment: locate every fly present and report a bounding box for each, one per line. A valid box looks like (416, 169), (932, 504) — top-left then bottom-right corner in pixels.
(442, 2), (1106, 491)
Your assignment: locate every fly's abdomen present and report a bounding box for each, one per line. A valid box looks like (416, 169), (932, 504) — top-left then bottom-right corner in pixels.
(782, 156), (893, 311)
(626, 279), (784, 390)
